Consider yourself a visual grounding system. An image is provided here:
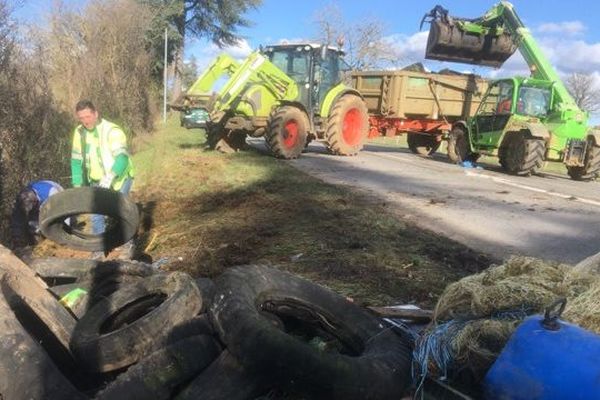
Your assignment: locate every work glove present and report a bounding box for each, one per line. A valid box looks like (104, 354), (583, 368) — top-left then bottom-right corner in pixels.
(99, 172), (115, 189)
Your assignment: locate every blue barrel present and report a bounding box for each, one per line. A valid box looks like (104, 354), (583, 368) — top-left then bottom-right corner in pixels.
(484, 315), (600, 400)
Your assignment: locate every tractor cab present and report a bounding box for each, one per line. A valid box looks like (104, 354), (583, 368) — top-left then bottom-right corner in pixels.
(262, 44), (345, 111)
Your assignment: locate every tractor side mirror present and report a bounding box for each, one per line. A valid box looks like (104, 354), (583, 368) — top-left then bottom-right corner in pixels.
(320, 45), (327, 61)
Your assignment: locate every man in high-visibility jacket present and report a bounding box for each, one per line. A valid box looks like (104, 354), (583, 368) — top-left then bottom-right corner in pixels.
(71, 100), (134, 257)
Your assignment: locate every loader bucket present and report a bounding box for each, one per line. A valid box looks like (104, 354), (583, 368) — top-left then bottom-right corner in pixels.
(425, 20), (517, 68)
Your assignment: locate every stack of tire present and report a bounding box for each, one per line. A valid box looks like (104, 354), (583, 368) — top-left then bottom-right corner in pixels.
(0, 246), (412, 400)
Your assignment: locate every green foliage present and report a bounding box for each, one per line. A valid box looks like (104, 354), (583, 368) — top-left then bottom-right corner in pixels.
(138, 0), (261, 84)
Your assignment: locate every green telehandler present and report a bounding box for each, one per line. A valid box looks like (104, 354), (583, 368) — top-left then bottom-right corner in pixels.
(205, 43), (369, 158)
(422, 1), (600, 180)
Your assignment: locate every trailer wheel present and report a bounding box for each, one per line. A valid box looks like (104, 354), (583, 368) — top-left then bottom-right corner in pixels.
(266, 106), (309, 159)
(499, 132), (545, 176)
(326, 95), (369, 156)
(447, 126), (470, 163)
(407, 133), (441, 155)
(567, 137), (600, 181)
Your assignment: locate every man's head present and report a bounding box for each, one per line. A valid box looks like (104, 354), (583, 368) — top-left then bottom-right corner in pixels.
(75, 99), (99, 130)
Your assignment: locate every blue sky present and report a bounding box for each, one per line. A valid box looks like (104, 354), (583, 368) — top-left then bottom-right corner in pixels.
(14, 0), (600, 90)
(185, 0), (600, 81)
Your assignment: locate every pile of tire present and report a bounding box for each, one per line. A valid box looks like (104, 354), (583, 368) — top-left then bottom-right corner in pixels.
(0, 245), (412, 400)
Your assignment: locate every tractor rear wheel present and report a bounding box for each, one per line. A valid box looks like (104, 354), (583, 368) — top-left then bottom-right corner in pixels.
(499, 132), (545, 176)
(567, 138), (600, 181)
(407, 133), (441, 155)
(447, 126), (470, 163)
(326, 95), (369, 156)
(265, 106), (309, 159)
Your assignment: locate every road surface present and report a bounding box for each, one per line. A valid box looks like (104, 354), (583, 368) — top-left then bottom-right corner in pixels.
(250, 139), (600, 264)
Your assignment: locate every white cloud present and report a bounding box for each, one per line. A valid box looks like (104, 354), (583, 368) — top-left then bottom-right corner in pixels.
(536, 21), (586, 36)
(382, 31), (429, 64)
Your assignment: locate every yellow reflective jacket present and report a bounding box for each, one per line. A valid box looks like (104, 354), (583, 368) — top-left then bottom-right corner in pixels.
(71, 119), (134, 190)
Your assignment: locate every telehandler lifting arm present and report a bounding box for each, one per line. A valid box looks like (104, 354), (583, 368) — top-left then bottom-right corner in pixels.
(422, 1), (579, 112)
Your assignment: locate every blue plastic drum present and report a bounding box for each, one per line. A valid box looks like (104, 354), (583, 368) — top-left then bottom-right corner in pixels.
(484, 315), (600, 399)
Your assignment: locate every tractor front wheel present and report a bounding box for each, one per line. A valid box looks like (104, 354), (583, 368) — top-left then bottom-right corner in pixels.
(265, 106), (309, 159)
(326, 95), (369, 156)
(567, 137), (600, 181)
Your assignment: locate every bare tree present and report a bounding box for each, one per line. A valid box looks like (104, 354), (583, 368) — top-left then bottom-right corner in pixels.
(313, 2), (402, 70)
(44, 0), (157, 133)
(566, 72), (600, 114)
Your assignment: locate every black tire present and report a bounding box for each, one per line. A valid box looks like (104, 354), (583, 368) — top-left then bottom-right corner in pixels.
(407, 133), (441, 155)
(326, 95), (369, 156)
(265, 106), (309, 159)
(0, 279), (85, 400)
(49, 274), (146, 319)
(499, 132), (545, 176)
(39, 187), (140, 252)
(567, 138), (600, 181)
(195, 277), (216, 313)
(209, 265), (412, 400)
(96, 335), (221, 400)
(447, 126), (470, 163)
(175, 350), (268, 400)
(71, 272), (202, 372)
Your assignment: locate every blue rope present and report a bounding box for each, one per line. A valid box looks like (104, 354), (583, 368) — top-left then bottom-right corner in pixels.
(411, 309), (532, 399)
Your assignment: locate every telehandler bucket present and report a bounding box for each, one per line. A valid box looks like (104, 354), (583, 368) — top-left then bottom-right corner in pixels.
(422, 6), (517, 68)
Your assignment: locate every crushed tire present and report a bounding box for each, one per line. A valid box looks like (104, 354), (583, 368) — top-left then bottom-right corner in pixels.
(1, 272), (77, 357)
(175, 350), (267, 400)
(210, 265), (412, 400)
(447, 126), (469, 163)
(195, 277), (216, 312)
(39, 187), (140, 252)
(0, 278), (85, 400)
(29, 257), (155, 285)
(0, 244), (47, 287)
(96, 335), (221, 400)
(71, 272), (202, 372)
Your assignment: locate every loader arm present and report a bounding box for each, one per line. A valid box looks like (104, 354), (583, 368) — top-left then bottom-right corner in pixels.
(187, 54), (240, 96)
(210, 51), (299, 117)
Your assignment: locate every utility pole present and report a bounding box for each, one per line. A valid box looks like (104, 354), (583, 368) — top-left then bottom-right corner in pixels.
(163, 27), (168, 123)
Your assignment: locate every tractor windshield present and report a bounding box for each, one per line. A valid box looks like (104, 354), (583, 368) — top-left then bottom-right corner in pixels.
(267, 47), (311, 85)
(516, 85), (551, 118)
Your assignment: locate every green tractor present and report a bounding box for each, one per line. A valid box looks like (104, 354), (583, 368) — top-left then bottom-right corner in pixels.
(422, 2), (600, 180)
(205, 43), (369, 158)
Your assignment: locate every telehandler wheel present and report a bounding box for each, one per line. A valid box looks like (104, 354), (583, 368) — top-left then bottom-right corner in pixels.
(447, 126), (470, 163)
(326, 94), (369, 156)
(407, 133), (441, 155)
(499, 132), (545, 176)
(266, 106), (309, 159)
(567, 138), (600, 181)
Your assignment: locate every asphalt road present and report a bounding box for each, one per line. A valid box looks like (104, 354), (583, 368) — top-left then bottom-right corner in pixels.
(250, 138), (600, 264)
